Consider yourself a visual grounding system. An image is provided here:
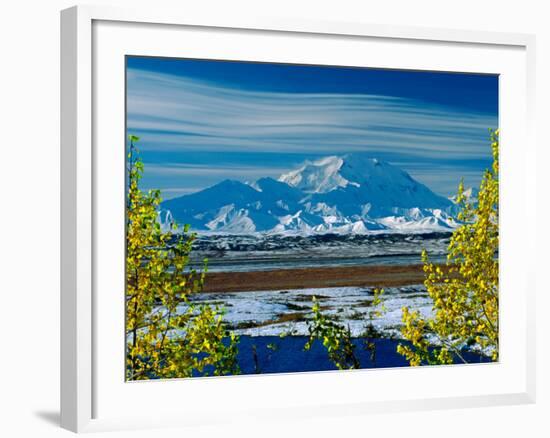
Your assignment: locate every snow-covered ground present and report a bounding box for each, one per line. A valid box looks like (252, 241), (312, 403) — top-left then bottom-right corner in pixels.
(186, 285), (433, 338)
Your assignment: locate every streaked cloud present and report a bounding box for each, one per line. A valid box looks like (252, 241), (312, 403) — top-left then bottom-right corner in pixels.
(127, 67), (498, 197)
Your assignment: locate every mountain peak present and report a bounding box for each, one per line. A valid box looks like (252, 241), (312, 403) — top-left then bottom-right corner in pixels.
(449, 186), (479, 203)
(278, 155), (349, 194)
(278, 154), (411, 195)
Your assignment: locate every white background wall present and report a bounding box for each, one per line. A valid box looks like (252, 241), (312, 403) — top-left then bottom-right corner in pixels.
(0, 0), (547, 436)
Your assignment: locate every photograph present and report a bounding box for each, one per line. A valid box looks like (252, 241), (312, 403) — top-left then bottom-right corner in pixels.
(124, 56), (499, 380)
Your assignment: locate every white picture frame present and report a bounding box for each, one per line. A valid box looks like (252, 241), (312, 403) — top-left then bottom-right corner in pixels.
(60, 4), (536, 433)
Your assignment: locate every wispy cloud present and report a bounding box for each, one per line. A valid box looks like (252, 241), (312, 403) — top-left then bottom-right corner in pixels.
(145, 163), (289, 178)
(127, 68), (497, 197)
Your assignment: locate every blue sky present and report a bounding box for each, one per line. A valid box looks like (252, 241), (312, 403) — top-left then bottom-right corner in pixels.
(126, 56), (498, 199)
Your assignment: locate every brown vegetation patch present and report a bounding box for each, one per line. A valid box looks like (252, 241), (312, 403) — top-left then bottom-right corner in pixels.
(203, 264), (431, 293)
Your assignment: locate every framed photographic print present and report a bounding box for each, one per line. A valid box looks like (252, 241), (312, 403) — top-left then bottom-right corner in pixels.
(61, 5), (536, 432)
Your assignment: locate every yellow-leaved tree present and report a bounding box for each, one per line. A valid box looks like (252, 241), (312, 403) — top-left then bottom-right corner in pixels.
(304, 289), (385, 370)
(304, 297), (360, 370)
(126, 135), (239, 380)
(398, 130), (499, 366)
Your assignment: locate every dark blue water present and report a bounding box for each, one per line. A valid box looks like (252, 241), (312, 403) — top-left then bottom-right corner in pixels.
(235, 336), (493, 375)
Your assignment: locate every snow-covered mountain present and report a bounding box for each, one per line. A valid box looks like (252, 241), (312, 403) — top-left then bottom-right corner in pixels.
(449, 186), (479, 204)
(161, 154), (459, 234)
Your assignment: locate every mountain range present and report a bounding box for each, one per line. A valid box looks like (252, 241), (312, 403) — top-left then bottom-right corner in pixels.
(160, 154), (461, 235)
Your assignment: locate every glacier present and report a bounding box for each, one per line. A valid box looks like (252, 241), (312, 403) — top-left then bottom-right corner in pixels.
(160, 154), (461, 235)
